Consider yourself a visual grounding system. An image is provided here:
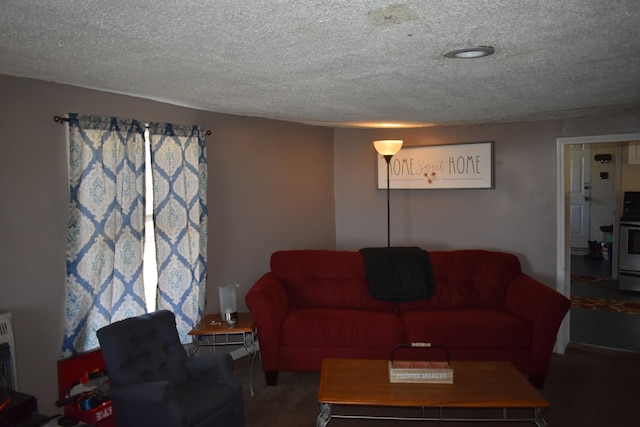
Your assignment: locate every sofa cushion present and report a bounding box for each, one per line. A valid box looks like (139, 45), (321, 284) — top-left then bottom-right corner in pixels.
(398, 250), (523, 311)
(401, 309), (531, 349)
(281, 308), (405, 348)
(271, 250), (396, 311)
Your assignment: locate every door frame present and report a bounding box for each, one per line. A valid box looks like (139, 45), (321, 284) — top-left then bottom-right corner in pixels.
(555, 132), (640, 352)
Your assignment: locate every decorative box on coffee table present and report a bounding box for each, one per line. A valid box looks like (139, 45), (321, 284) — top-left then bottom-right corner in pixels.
(388, 343), (454, 384)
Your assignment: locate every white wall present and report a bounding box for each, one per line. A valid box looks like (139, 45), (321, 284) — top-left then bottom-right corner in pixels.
(334, 122), (561, 284)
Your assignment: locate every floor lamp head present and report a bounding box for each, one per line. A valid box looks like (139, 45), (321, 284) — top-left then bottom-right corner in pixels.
(373, 140), (403, 158)
(373, 140), (403, 247)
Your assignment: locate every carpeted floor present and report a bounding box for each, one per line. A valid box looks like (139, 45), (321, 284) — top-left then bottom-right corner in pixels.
(234, 342), (640, 426)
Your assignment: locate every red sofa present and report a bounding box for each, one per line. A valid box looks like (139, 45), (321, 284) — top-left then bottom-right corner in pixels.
(245, 249), (570, 388)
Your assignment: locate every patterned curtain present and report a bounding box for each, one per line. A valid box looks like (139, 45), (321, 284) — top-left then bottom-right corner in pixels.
(62, 114), (147, 357)
(148, 123), (208, 343)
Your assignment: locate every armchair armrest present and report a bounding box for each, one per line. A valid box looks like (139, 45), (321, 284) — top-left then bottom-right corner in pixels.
(245, 272), (288, 371)
(185, 352), (232, 376)
(184, 353), (242, 393)
(109, 381), (175, 405)
(108, 381), (184, 425)
(505, 274), (571, 374)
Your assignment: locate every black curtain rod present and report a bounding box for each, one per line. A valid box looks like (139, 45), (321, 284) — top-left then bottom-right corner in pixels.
(53, 116), (211, 135)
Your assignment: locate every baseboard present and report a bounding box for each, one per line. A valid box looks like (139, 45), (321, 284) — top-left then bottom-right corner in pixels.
(567, 341), (639, 355)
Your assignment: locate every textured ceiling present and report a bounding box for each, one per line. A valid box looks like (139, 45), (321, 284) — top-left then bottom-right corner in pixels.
(1, 0), (639, 128)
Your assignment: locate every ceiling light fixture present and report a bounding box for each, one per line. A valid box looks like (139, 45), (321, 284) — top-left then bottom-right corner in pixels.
(343, 122), (435, 129)
(444, 46), (495, 59)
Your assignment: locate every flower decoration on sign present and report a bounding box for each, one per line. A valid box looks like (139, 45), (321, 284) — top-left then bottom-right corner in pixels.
(424, 171), (438, 184)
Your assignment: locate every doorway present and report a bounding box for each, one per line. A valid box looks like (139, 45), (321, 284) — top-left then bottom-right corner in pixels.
(569, 143), (617, 270)
(569, 144), (592, 252)
(556, 133), (640, 352)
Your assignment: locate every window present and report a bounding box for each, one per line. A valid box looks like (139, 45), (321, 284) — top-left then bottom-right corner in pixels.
(143, 128), (158, 312)
(63, 114), (208, 355)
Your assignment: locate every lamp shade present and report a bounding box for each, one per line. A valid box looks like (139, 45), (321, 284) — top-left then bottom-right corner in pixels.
(219, 284), (238, 325)
(373, 139), (403, 156)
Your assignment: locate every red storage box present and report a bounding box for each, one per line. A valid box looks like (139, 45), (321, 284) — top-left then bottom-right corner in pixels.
(57, 349), (114, 426)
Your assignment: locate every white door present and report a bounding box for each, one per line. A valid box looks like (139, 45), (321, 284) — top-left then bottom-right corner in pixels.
(569, 145), (591, 249)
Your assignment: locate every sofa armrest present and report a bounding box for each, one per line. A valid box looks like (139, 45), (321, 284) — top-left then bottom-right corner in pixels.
(505, 274), (570, 374)
(245, 272), (289, 371)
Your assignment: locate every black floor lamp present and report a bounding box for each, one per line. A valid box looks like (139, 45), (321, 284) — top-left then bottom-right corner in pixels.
(373, 139), (403, 248)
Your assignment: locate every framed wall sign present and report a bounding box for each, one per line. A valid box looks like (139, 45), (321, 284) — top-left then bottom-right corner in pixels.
(377, 141), (495, 189)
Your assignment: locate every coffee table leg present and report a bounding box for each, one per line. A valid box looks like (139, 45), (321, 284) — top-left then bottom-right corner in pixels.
(316, 403), (331, 427)
(534, 407), (547, 427)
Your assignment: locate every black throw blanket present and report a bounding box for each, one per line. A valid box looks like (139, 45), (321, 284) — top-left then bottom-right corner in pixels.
(359, 247), (435, 303)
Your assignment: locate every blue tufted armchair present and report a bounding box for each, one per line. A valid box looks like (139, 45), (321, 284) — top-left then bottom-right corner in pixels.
(96, 310), (244, 427)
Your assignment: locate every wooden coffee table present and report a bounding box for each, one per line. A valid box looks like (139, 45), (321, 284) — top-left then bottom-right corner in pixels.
(317, 358), (548, 426)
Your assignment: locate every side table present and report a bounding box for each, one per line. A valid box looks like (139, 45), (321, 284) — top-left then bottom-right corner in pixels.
(188, 312), (258, 396)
